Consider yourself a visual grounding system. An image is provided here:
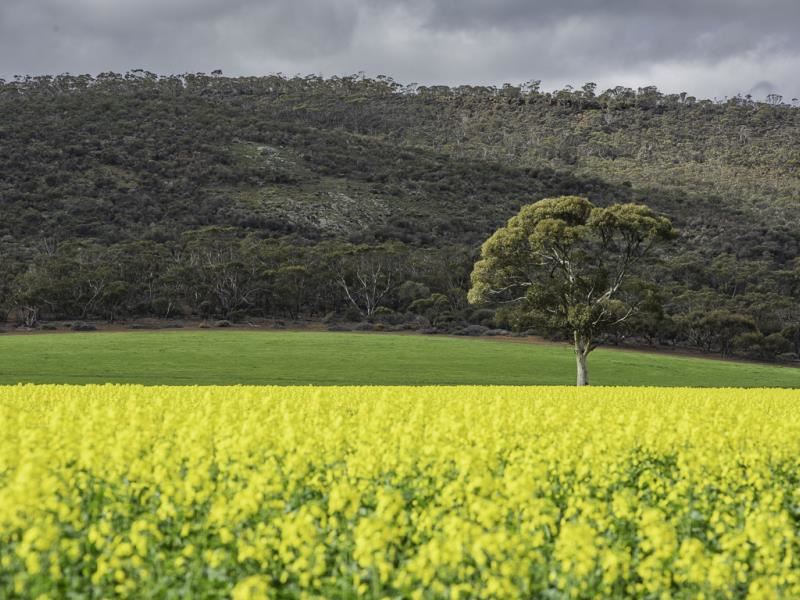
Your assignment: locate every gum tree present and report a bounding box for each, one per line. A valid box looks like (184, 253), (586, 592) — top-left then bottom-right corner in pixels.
(468, 196), (675, 385)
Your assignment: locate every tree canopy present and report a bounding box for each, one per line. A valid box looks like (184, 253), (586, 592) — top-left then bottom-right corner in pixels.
(469, 197), (675, 384)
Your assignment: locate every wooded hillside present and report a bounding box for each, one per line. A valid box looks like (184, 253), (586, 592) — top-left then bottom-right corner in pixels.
(1, 73), (798, 359)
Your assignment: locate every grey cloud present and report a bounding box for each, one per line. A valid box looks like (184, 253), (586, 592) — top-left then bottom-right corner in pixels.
(0, 0), (798, 100)
(0, 0), (360, 74)
(414, 0), (800, 65)
(419, 0), (800, 30)
(749, 80), (779, 96)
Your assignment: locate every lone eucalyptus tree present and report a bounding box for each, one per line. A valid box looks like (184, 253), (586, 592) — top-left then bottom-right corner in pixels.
(468, 196), (675, 386)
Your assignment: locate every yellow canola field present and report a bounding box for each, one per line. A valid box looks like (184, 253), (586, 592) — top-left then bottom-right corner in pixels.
(2, 385), (800, 599)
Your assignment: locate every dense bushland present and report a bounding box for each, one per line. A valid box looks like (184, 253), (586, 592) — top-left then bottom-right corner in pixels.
(0, 73), (798, 359)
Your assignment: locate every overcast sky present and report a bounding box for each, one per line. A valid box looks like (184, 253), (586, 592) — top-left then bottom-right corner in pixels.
(1, 0), (798, 100)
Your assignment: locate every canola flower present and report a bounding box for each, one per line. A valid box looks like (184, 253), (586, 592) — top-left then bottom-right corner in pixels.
(1, 384), (800, 598)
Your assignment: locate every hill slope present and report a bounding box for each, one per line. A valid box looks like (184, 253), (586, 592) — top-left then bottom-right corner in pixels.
(0, 73), (798, 360)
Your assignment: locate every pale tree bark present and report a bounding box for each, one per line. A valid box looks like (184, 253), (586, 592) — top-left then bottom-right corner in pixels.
(22, 306), (39, 328)
(575, 350), (589, 386)
(574, 331), (591, 386)
(335, 253), (398, 317)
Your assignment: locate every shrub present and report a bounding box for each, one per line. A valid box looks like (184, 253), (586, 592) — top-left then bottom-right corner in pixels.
(763, 333), (792, 358)
(343, 306), (363, 322)
(469, 308), (496, 327)
(456, 324), (489, 336)
(397, 281), (431, 309)
(419, 327), (441, 335)
(733, 331), (765, 358)
(227, 310), (247, 323)
(371, 307), (405, 325)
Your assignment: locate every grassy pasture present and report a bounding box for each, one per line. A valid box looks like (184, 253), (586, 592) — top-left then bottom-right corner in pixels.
(0, 330), (797, 387)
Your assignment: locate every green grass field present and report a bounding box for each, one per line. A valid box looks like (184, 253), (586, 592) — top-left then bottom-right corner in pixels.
(0, 330), (797, 387)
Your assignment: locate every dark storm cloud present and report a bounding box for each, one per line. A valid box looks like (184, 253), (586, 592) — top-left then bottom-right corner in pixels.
(0, 0), (361, 74)
(423, 0), (797, 31)
(1, 0), (798, 100)
(418, 0), (800, 63)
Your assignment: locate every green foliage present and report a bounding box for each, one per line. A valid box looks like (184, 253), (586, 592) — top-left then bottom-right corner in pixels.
(0, 73), (798, 360)
(682, 310), (759, 357)
(469, 196), (674, 383)
(469, 197), (674, 343)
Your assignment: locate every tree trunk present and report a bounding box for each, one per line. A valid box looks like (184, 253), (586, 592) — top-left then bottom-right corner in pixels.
(574, 331), (590, 386)
(576, 351), (589, 386)
(23, 306), (39, 328)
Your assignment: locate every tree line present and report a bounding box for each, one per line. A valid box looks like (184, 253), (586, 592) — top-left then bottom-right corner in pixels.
(2, 230), (798, 362)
